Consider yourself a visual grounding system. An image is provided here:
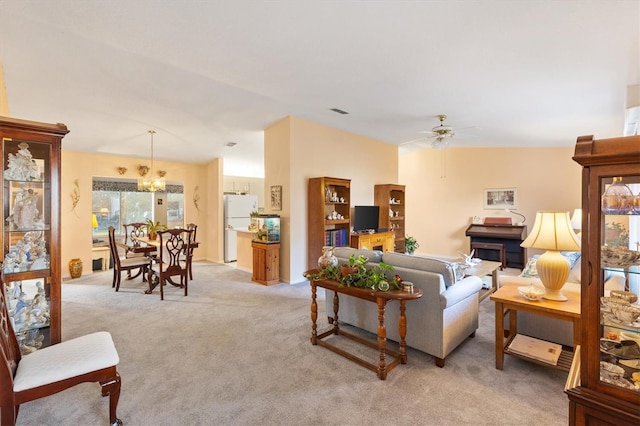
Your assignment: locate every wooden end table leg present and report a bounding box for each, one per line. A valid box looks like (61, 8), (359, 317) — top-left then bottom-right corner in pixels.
(491, 268), (499, 293)
(310, 282), (318, 345)
(376, 297), (388, 380)
(495, 300), (505, 370)
(398, 300), (408, 364)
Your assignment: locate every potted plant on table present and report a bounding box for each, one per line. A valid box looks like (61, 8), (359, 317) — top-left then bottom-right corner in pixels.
(146, 219), (168, 240)
(405, 235), (419, 255)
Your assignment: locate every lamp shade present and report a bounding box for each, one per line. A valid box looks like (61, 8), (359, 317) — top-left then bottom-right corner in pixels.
(521, 211), (581, 251)
(92, 214), (98, 229)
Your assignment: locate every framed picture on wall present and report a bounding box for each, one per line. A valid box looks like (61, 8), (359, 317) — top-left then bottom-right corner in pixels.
(271, 185), (282, 211)
(484, 188), (517, 209)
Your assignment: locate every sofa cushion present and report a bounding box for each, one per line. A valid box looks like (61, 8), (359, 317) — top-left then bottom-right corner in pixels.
(519, 251), (581, 279)
(332, 247), (382, 263)
(382, 252), (457, 287)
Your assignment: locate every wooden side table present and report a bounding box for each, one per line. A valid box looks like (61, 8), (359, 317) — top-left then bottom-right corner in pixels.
(490, 285), (580, 372)
(464, 260), (501, 302)
(91, 246), (110, 271)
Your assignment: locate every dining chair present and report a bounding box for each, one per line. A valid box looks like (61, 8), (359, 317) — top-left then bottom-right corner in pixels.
(121, 222), (154, 259)
(185, 223), (197, 280)
(149, 228), (193, 300)
(108, 226), (150, 291)
(0, 284), (123, 426)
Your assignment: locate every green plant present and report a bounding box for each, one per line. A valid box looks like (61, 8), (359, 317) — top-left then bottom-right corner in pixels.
(405, 235), (419, 254)
(146, 219), (168, 239)
(304, 254), (398, 291)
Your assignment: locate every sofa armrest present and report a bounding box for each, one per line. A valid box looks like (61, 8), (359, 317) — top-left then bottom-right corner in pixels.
(440, 276), (483, 308)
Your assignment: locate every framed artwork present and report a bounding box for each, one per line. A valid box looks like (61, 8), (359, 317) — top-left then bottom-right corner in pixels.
(270, 185), (282, 211)
(484, 188), (517, 209)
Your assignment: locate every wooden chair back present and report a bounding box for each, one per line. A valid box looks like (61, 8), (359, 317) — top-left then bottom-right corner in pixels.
(0, 283), (21, 414)
(155, 228), (193, 300)
(108, 226), (125, 269)
(122, 222), (147, 245)
(185, 223), (198, 279)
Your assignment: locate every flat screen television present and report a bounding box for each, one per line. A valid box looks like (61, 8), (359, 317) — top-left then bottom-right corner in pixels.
(353, 205), (380, 233)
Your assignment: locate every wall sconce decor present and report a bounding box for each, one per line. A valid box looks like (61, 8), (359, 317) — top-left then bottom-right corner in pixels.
(117, 167), (127, 175)
(71, 179), (80, 211)
(138, 165), (149, 177)
(157, 170), (166, 177)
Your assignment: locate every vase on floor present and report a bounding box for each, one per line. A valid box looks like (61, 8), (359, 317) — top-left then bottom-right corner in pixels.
(69, 258), (83, 279)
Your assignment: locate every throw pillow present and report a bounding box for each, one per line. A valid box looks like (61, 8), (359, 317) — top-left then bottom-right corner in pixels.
(560, 251), (581, 270)
(520, 255), (539, 278)
(519, 252), (582, 279)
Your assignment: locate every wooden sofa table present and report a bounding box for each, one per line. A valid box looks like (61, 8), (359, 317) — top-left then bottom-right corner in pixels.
(306, 271), (423, 380)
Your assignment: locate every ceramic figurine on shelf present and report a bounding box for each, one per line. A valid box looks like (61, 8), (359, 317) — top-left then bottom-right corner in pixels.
(4, 142), (41, 181)
(7, 187), (41, 230)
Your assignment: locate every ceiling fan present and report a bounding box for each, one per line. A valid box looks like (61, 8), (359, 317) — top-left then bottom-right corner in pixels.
(401, 114), (472, 149)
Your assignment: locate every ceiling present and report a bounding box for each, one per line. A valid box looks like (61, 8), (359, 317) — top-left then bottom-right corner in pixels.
(0, 1), (638, 177)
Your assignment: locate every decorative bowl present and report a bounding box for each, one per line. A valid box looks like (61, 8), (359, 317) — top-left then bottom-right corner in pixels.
(611, 303), (640, 325)
(601, 246), (640, 268)
(600, 361), (625, 381)
(610, 290), (638, 304)
(518, 285), (545, 301)
(600, 296), (630, 312)
(619, 359), (640, 378)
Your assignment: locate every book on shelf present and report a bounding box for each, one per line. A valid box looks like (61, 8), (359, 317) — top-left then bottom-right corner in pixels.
(508, 334), (562, 365)
(324, 229), (348, 247)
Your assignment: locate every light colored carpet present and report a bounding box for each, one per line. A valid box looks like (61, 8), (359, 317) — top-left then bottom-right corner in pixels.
(15, 262), (568, 426)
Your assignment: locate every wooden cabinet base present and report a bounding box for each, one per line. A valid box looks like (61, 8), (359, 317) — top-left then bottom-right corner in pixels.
(567, 387), (640, 426)
(350, 231), (395, 252)
(251, 242), (280, 285)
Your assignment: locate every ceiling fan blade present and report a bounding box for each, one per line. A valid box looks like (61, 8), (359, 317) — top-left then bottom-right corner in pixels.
(400, 137), (430, 146)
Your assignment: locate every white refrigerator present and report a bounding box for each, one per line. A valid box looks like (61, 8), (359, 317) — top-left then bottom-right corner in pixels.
(223, 194), (258, 262)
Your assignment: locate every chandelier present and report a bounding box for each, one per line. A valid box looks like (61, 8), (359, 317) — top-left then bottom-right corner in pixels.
(137, 130), (166, 192)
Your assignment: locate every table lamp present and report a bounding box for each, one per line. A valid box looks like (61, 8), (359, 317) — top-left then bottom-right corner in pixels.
(92, 214), (98, 229)
(520, 211), (581, 301)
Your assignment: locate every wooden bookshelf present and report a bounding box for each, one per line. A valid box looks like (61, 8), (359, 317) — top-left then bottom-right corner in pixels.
(307, 177), (351, 269)
(374, 184), (405, 253)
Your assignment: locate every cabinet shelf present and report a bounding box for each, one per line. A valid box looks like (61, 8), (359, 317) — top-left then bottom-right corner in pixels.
(374, 184), (406, 253)
(324, 219), (350, 225)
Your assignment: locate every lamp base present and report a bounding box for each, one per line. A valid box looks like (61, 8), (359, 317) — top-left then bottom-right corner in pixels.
(536, 250), (571, 302)
(542, 288), (568, 302)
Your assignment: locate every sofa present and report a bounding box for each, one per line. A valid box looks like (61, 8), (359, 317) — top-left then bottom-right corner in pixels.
(325, 247), (483, 367)
(499, 253), (626, 347)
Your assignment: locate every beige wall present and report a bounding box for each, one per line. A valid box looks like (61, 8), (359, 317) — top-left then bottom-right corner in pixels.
(266, 116), (398, 284)
(61, 151), (222, 278)
(399, 147), (582, 258)
(223, 175), (265, 208)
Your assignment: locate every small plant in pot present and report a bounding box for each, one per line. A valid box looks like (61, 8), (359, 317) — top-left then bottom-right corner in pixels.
(146, 219), (168, 240)
(405, 235), (419, 255)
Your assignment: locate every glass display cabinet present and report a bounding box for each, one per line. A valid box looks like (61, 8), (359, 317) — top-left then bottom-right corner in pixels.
(567, 134), (640, 425)
(0, 117), (68, 354)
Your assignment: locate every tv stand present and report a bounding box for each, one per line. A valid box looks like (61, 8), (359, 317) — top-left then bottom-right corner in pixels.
(350, 231), (395, 252)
